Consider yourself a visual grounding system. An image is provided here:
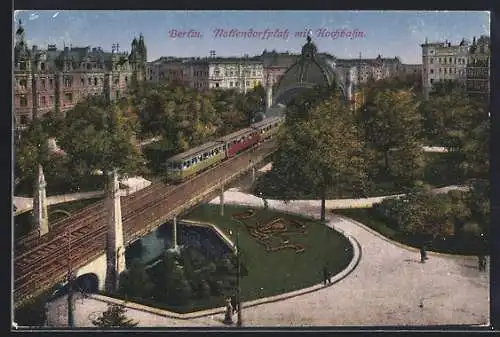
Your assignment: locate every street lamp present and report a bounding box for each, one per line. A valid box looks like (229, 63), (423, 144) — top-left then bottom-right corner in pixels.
(228, 224), (243, 327)
(66, 229), (75, 327)
(236, 227), (242, 327)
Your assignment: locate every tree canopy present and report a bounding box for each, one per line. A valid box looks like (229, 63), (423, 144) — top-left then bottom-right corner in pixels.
(57, 96), (143, 177)
(272, 89), (367, 220)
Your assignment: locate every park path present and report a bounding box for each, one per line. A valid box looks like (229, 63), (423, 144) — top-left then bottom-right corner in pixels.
(43, 188), (489, 328)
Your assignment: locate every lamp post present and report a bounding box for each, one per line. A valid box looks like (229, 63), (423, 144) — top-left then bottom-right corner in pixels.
(66, 229), (75, 327)
(236, 227), (242, 327)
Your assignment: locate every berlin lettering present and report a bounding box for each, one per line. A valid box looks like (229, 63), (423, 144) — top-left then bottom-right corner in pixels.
(168, 29), (203, 39)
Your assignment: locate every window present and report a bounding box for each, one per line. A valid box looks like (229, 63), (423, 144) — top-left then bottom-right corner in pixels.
(81, 78), (85, 85)
(430, 58), (434, 64)
(19, 79), (27, 88)
(87, 63), (91, 70)
(94, 77), (98, 85)
(41, 63), (46, 71)
(20, 95), (27, 106)
(439, 58), (442, 63)
(449, 58), (452, 63)
(41, 96), (46, 107)
(230, 81), (233, 87)
(51, 96), (55, 104)
(20, 62), (26, 70)
(65, 93), (72, 102)
(125, 76), (128, 83)
(20, 115), (28, 125)
(88, 78), (92, 85)
(49, 79), (53, 89)
(215, 83), (219, 88)
(246, 81), (250, 86)
(236, 81), (239, 86)
(64, 78), (72, 88)
(430, 79), (434, 84)
(41, 79), (46, 89)
(115, 79), (119, 85)
(444, 68), (447, 74)
(430, 69), (434, 74)
(116, 90), (120, 98)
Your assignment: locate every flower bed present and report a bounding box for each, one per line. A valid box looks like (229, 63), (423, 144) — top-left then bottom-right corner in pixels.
(232, 209), (308, 254)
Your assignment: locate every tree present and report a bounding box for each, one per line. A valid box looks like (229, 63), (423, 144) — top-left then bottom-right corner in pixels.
(15, 120), (51, 183)
(460, 118), (489, 180)
(151, 252), (192, 305)
(399, 191), (456, 242)
(57, 98), (143, 178)
(91, 304), (138, 328)
(273, 90), (367, 221)
(118, 260), (154, 300)
(358, 88), (422, 175)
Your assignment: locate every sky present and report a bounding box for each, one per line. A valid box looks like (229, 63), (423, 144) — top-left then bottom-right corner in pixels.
(13, 10), (490, 64)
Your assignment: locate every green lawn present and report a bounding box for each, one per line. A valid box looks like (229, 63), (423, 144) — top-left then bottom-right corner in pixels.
(14, 197), (104, 238)
(336, 208), (487, 255)
(182, 204), (353, 308)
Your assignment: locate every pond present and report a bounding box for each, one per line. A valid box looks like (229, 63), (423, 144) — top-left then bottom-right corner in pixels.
(125, 220), (233, 268)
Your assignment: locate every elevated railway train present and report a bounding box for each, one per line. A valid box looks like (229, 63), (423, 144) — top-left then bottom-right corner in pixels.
(166, 116), (284, 182)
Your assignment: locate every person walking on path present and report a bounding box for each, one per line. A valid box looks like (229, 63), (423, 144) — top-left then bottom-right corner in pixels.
(478, 255), (486, 272)
(322, 266), (328, 286)
(420, 244), (428, 263)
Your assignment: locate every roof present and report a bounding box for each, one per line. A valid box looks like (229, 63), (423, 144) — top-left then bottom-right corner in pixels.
(217, 127), (254, 142)
(166, 141), (221, 162)
(187, 57), (263, 65)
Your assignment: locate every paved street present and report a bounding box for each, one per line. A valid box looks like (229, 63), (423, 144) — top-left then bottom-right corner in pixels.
(44, 188), (489, 327)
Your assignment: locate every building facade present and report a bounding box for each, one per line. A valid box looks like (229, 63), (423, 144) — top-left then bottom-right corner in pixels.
(398, 64), (423, 78)
(466, 36), (490, 99)
(335, 55), (402, 83)
(421, 38), (469, 98)
(13, 20), (147, 127)
(262, 51), (298, 89)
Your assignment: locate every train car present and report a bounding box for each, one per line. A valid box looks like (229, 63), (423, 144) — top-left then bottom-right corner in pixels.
(165, 141), (226, 183)
(217, 127), (260, 158)
(251, 116), (284, 142)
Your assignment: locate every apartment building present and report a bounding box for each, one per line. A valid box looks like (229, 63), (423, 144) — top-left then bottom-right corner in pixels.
(421, 38), (469, 98)
(466, 35), (490, 98)
(13, 20), (147, 126)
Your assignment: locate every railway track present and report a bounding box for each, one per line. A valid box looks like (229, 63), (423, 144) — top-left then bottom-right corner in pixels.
(14, 141), (276, 305)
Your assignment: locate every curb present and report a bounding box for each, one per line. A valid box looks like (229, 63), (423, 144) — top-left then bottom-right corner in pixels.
(88, 207), (362, 321)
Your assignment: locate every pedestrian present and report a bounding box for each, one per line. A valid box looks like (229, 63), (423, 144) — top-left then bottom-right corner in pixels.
(231, 296), (238, 314)
(478, 255), (486, 272)
(420, 244), (427, 263)
(322, 266), (328, 286)
(328, 270), (332, 284)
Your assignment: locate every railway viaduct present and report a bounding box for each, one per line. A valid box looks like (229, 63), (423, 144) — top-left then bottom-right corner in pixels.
(14, 36), (352, 308)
